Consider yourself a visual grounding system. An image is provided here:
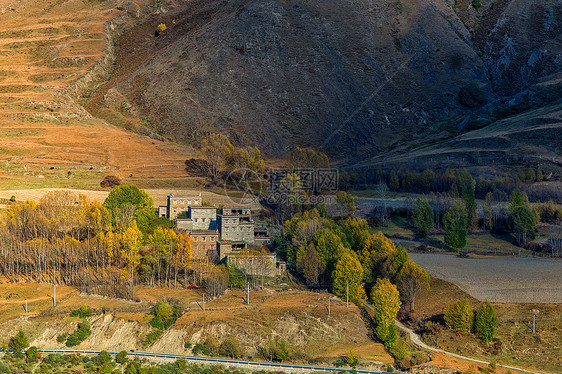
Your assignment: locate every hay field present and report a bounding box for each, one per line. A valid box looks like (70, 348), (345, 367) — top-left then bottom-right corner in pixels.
(409, 253), (562, 303)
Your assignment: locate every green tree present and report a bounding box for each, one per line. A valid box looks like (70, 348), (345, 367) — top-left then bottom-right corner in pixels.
(397, 260), (430, 312)
(103, 185), (155, 232)
(98, 350), (112, 364)
(370, 278), (401, 348)
(474, 301), (498, 343)
(444, 203), (468, 251)
(332, 252), (367, 306)
(444, 299), (473, 333)
(508, 190), (536, 246)
(219, 336), (240, 358)
(156, 302), (174, 326)
(412, 196), (434, 237)
(26, 346), (38, 362)
(8, 329), (29, 351)
(116, 350), (128, 364)
(463, 179), (478, 231)
(335, 191), (356, 217)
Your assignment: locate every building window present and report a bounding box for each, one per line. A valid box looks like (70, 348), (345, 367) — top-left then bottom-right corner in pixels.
(211, 237), (215, 241)
(202, 237), (206, 242)
(225, 228), (229, 232)
(194, 218), (198, 222)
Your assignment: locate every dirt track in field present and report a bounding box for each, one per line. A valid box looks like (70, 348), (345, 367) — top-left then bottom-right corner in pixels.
(409, 253), (562, 303)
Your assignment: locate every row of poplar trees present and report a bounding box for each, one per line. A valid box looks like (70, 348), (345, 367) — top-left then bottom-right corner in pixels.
(0, 186), (204, 299)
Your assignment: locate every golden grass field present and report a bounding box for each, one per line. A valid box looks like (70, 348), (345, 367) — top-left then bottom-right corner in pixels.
(0, 0), (198, 191)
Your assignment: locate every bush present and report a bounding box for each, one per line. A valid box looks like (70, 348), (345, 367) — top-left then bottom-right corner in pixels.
(66, 321), (91, 347)
(26, 346), (38, 362)
(472, 0), (481, 10)
(459, 81), (486, 108)
(9, 195), (15, 202)
(445, 299), (473, 333)
(70, 305), (91, 318)
(184, 341), (192, 350)
(115, 350), (128, 364)
(474, 301), (498, 343)
(192, 343), (210, 356)
(219, 336), (240, 358)
(8, 329), (29, 351)
(98, 350), (112, 364)
(100, 175), (121, 188)
(56, 333), (68, 343)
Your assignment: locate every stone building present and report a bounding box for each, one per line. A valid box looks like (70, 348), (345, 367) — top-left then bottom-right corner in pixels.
(218, 206), (255, 244)
(162, 193), (203, 220)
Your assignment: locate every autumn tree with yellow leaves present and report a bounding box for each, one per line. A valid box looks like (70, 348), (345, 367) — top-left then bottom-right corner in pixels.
(370, 278), (401, 347)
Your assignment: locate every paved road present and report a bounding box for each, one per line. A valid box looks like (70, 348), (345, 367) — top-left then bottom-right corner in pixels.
(364, 304), (541, 374)
(18, 349), (395, 374)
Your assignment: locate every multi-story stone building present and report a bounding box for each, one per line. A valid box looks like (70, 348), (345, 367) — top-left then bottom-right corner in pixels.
(218, 207), (255, 244)
(189, 230), (219, 259)
(161, 193), (203, 220)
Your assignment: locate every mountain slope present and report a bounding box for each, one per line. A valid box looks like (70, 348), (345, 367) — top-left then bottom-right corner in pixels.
(85, 0), (561, 161)
(87, 0), (495, 157)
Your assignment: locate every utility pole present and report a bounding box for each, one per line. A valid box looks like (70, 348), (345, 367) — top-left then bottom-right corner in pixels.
(202, 293), (205, 311)
(246, 282), (250, 305)
(346, 283), (349, 308)
(53, 284), (56, 307)
(328, 296), (331, 316)
(532, 309), (540, 334)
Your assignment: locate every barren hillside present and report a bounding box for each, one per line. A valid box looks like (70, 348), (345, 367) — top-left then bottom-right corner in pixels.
(85, 0), (561, 161)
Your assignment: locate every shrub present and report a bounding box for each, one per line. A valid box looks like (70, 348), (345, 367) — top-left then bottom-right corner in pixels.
(459, 81), (486, 108)
(56, 333), (68, 343)
(100, 175), (121, 188)
(184, 341), (192, 350)
(8, 329), (29, 351)
(70, 305), (91, 318)
(192, 343), (210, 356)
(445, 299), (473, 333)
(98, 350), (112, 364)
(26, 346), (38, 362)
(475, 301), (498, 343)
(66, 321), (91, 347)
(472, 0), (481, 10)
(219, 336), (240, 358)
(115, 350), (128, 364)
(9, 195), (15, 202)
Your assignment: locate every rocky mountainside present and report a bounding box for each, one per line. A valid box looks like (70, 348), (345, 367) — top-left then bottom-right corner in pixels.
(86, 0), (562, 161)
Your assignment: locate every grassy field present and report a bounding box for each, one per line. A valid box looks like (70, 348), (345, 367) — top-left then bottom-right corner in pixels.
(0, 0), (199, 190)
(414, 277), (562, 373)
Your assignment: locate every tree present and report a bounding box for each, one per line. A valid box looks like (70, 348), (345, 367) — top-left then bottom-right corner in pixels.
(370, 278), (401, 347)
(204, 265), (228, 297)
(200, 133), (234, 181)
(103, 185), (154, 231)
(508, 190), (536, 246)
(483, 192), (493, 230)
(510, 206), (536, 246)
(289, 147), (329, 169)
(26, 346), (38, 362)
(444, 203), (467, 251)
(115, 350), (128, 364)
(413, 196), (434, 237)
(219, 336), (240, 358)
(397, 260), (430, 312)
(335, 191), (356, 218)
(359, 232), (397, 282)
(474, 301), (498, 343)
(463, 179), (478, 231)
(9, 329), (29, 351)
(296, 243), (325, 285)
(444, 299), (473, 333)
(332, 252), (367, 306)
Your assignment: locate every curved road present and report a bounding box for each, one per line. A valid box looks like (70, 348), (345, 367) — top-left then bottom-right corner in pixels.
(364, 303), (541, 374)
(22, 349), (395, 374)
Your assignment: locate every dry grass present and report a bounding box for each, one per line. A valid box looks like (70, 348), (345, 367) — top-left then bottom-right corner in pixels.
(414, 276), (562, 373)
(0, 0), (199, 190)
